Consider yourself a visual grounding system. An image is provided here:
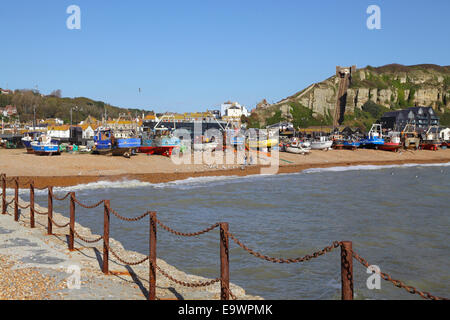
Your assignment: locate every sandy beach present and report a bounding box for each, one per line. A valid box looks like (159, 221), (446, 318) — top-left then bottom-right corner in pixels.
(1, 148), (449, 188)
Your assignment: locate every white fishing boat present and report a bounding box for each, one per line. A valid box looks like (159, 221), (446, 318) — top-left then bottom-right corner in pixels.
(285, 137), (311, 154)
(310, 136), (333, 150)
(285, 146), (310, 155)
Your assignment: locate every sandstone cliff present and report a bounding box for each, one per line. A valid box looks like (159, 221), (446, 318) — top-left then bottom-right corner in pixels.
(254, 64), (450, 127)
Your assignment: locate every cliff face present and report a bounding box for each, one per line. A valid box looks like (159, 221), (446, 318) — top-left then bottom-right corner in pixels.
(255, 64), (450, 126)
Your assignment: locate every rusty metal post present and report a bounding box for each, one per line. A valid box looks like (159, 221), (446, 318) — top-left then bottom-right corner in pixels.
(30, 182), (35, 228)
(103, 200), (110, 274)
(1, 174), (6, 215)
(69, 192), (75, 251)
(14, 178), (19, 221)
(148, 211), (157, 300)
(220, 222), (230, 300)
(47, 187), (53, 235)
(340, 241), (354, 300)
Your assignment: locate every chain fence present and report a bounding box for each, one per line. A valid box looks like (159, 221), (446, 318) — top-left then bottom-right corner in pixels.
(110, 208), (150, 222)
(155, 218), (220, 237)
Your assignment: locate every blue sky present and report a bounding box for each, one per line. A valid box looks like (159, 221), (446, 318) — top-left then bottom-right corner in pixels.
(0, 0), (449, 113)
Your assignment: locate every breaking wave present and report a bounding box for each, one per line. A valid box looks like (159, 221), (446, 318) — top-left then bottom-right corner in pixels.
(302, 162), (450, 174)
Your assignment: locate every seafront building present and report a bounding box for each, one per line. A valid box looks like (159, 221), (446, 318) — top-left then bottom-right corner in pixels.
(380, 106), (440, 131)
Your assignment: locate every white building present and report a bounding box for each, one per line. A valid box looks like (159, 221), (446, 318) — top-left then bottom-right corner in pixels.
(47, 125), (70, 139)
(220, 101), (250, 118)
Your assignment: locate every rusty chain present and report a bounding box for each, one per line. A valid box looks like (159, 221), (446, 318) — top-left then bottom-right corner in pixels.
(49, 216), (70, 228)
(72, 197), (105, 209)
(109, 208), (151, 222)
(50, 191), (71, 201)
(351, 249), (448, 300)
(71, 227), (103, 243)
(17, 203), (30, 209)
(155, 218), (220, 237)
(106, 242), (150, 265)
(34, 208), (49, 215)
(223, 282), (238, 300)
(226, 230), (341, 263)
(35, 186), (51, 191)
(156, 264), (221, 288)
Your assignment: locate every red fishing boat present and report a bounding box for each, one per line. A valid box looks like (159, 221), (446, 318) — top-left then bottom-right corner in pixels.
(379, 132), (402, 152)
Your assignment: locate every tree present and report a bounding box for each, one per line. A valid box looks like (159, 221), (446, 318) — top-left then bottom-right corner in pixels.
(361, 100), (388, 119)
(49, 89), (62, 98)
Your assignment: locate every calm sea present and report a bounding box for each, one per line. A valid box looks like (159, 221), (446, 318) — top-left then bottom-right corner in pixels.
(25, 163), (450, 299)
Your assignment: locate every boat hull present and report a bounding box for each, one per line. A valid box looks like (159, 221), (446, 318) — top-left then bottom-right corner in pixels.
(379, 143), (402, 152)
(310, 141), (333, 150)
(32, 145), (60, 156)
(343, 142), (360, 150)
(285, 147), (310, 155)
(139, 146), (177, 157)
(420, 142), (441, 151)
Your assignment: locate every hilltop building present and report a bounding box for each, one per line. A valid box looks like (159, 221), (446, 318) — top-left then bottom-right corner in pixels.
(220, 101), (250, 118)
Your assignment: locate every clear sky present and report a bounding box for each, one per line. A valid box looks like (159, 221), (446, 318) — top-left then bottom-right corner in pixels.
(0, 0), (449, 113)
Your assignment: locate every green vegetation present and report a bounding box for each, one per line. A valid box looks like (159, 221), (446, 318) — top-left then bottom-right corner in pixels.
(289, 102), (332, 128)
(341, 101), (389, 131)
(265, 110), (283, 126)
(0, 89), (150, 124)
(436, 109), (450, 126)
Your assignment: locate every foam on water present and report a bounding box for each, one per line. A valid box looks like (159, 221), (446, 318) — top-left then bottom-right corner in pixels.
(4, 162), (449, 195)
(302, 162), (450, 174)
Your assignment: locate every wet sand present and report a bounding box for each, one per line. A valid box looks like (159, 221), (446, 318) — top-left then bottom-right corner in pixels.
(1, 148), (449, 188)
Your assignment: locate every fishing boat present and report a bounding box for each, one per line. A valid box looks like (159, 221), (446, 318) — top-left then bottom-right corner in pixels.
(149, 128), (181, 156)
(31, 135), (60, 156)
(401, 124), (420, 150)
(379, 132), (402, 152)
(22, 131), (43, 154)
(343, 139), (360, 150)
(285, 138), (310, 155)
(359, 124), (384, 149)
(420, 126), (441, 151)
(246, 129), (279, 151)
(246, 137), (279, 150)
(310, 136), (333, 150)
(332, 134), (345, 150)
(93, 128), (141, 157)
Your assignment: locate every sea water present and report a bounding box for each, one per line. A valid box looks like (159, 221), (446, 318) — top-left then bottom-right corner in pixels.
(25, 163), (450, 299)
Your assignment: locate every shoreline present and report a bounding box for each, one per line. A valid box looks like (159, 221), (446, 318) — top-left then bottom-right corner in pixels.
(4, 158), (450, 188)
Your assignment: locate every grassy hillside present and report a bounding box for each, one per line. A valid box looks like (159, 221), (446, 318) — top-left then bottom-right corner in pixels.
(0, 89), (151, 123)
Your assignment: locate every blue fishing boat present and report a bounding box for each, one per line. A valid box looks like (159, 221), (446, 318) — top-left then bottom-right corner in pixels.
(343, 140), (360, 150)
(22, 132), (43, 154)
(31, 135), (60, 156)
(360, 124), (384, 149)
(93, 128), (141, 157)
